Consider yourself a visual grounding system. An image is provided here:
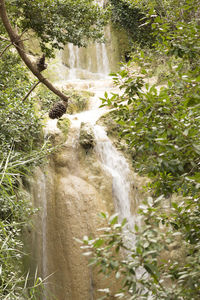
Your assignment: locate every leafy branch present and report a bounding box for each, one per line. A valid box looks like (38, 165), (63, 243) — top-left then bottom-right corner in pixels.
(0, 0), (69, 103)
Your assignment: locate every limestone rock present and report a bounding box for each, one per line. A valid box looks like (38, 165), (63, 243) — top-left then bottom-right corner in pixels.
(29, 123), (117, 300)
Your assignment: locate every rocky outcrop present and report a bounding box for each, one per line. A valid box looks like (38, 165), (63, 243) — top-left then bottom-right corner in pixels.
(29, 98), (149, 299)
(30, 123), (116, 300)
(79, 122), (96, 152)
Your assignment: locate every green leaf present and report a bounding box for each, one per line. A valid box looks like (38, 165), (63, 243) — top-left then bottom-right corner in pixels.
(109, 214), (118, 225)
(144, 263), (158, 283)
(121, 218), (127, 227)
(94, 239), (104, 248)
(99, 212), (107, 219)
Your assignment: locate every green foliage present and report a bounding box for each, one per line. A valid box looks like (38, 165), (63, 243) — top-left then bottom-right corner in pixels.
(135, 0), (200, 64)
(80, 0), (200, 299)
(0, 150), (48, 299)
(109, 0), (154, 47)
(101, 0), (200, 198)
(8, 0), (108, 57)
(0, 52), (43, 154)
(0, 50), (50, 298)
(102, 61), (200, 197)
(81, 197), (200, 299)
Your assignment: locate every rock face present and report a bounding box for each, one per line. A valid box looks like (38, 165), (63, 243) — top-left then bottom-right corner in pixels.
(30, 124), (115, 300)
(29, 109), (149, 299)
(79, 122), (96, 152)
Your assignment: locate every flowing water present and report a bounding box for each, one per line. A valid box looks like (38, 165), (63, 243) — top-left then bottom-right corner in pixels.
(63, 37), (110, 80)
(31, 12), (144, 299)
(94, 125), (134, 228)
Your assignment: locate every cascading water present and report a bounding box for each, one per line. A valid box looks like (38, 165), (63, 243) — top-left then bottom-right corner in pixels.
(60, 27), (110, 81)
(94, 125), (135, 228)
(39, 79), (139, 300)
(30, 3), (144, 298)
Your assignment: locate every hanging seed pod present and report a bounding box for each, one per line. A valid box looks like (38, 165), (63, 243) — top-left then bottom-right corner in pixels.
(36, 54), (47, 72)
(49, 101), (67, 119)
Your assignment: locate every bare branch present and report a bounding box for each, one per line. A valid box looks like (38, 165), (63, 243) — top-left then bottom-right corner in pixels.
(22, 81), (41, 102)
(0, 28), (29, 57)
(0, 0), (69, 103)
(0, 37), (29, 58)
(0, 30), (27, 42)
(0, 38), (30, 58)
(0, 42), (12, 57)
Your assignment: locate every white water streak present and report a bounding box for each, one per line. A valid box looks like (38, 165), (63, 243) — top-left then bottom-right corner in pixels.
(102, 43), (110, 74)
(94, 125), (134, 229)
(38, 173), (47, 300)
(68, 43), (77, 79)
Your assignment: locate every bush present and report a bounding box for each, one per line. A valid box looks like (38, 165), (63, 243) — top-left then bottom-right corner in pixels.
(110, 0), (154, 47)
(0, 50), (49, 298)
(80, 0), (200, 298)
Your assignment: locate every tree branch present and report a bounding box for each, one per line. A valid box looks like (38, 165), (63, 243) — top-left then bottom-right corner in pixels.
(22, 80), (41, 102)
(0, 42), (12, 57)
(0, 37), (29, 58)
(0, 0), (69, 103)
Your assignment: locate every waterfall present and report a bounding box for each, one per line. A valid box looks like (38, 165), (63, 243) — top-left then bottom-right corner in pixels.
(29, 13), (142, 299)
(38, 85), (138, 299)
(67, 43), (77, 79)
(63, 35), (110, 80)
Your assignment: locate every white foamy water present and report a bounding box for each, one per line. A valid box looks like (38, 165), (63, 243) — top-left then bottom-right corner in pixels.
(68, 84), (110, 128)
(94, 125), (134, 230)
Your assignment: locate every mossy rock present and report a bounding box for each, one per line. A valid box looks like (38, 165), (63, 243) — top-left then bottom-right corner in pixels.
(57, 117), (71, 138)
(98, 111), (121, 137)
(98, 111), (136, 159)
(79, 122), (95, 151)
(36, 86), (92, 115)
(67, 89), (93, 114)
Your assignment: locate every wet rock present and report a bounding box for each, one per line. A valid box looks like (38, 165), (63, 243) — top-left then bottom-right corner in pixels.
(29, 125), (116, 300)
(79, 122), (95, 151)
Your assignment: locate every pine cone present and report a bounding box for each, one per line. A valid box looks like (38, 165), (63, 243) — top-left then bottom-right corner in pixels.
(49, 101), (67, 119)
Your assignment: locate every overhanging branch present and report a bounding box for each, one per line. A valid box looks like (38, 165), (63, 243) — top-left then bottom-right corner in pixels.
(0, 0), (69, 103)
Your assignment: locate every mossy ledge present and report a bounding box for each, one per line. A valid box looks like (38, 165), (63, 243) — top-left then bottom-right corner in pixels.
(97, 111), (136, 160)
(57, 117), (71, 138)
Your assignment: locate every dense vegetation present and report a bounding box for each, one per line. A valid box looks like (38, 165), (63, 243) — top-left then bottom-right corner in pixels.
(4, 0), (108, 57)
(0, 0), (107, 298)
(109, 0), (154, 47)
(81, 0), (200, 299)
(1, 0), (200, 298)
(0, 50), (50, 298)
